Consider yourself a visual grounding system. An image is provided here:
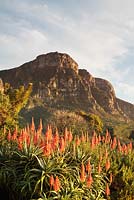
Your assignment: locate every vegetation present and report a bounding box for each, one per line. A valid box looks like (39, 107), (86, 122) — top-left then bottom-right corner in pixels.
(102, 115), (134, 142)
(47, 110), (90, 134)
(0, 118), (134, 200)
(0, 82), (32, 131)
(79, 111), (103, 133)
(21, 109), (104, 136)
(1, 81), (134, 199)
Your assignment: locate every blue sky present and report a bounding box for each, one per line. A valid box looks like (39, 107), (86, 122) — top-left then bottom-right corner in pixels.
(0, 0), (134, 103)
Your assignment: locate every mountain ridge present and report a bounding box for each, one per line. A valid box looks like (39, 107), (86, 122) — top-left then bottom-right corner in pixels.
(0, 51), (134, 121)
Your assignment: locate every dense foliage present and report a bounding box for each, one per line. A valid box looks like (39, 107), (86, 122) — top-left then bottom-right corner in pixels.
(0, 119), (134, 200)
(0, 82), (32, 131)
(47, 110), (89, 134)
(47, 110), (103, 134)
(79, 112), (103, 133)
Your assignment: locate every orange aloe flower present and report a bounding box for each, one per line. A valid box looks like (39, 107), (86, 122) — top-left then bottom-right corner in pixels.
(75, 135), (80, 146)
(7, 130), (11, 141)
(94, 135), (99, 145)
(49, 175), (54, 189)
(91, 136), (95, 149)
(31, 117), (35, 132)
(86, 159), (91, 174)
(105, 148), (108, 159)
(37, 118), (43, 134)
(33, 132), (39, 145)
(105, 129), (111, 143)
(122, 144), (127, 154)
(52, 129), (59, 150)
(111, 137), (117, 150)
(45, 125), (52, 142)
(80, 163), (86, 182)
(12, 127), (18, 141)
(44, 141), (51, 156)
(98, 134), (101, 143)
(117, 139), (122, 152)
(105, 183), (110, 196)
(99, 153), (102, 162)
(53, 176), (61, 192)
(68, 131), (73, 142)
(101, 135), (105, 143)
(127, 141), (133, 152)
(59, 137), (65, 153)
(86, 173), (93, 188)
(110, 173), (113, 183)
(64, 127), (68, 142)
(105, 159), (110, 171)
(26, 135), (30, 147)
(81, 132), (86, 143)
(18, 142), (23, 150)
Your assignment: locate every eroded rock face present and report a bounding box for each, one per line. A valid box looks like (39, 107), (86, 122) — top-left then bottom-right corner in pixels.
(36, 52), (78, 73)
(0, 52), (78, 87)
(117, 98), (134, 119)
(91, 78), (119, 114)
(0, 51), (134, 119)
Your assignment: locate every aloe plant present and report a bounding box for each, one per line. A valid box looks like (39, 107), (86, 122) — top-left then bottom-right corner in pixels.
(0, 121), (134, 199)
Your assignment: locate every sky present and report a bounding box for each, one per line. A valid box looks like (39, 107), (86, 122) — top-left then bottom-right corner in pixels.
(0, 0), (134, 104)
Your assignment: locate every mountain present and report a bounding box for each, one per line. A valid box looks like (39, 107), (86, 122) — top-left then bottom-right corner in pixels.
(0, 52), (134, 122)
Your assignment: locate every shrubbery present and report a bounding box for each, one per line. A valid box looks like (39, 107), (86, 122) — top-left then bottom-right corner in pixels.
(0, 81), (134, 199)
(0, 82), (32, 131)
(47, 110), (89, 134)
(46, 110), (103, 135)
(0, 119), (134, 200)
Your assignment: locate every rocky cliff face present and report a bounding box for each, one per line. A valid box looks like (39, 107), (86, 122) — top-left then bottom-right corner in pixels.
(0, 52), (134, 120)
(91, 78), (120, 114)
(117, 98), (134, 119)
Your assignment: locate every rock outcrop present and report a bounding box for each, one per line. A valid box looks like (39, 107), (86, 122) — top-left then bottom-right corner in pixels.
(0, 51), (134, 120)
(91, 78), (120, 114)
(117, 98), (134, 119)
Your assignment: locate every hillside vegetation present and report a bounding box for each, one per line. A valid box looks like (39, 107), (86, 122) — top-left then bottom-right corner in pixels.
(0, 119), (134, 200)
(1, 81), (134, 200)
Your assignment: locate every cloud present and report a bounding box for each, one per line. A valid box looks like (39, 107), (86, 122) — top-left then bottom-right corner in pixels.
(0, 28), (49, 68)
(0, 0), (134, 102)
(0, 0), (129, 71)
(115, 82), (134, 103)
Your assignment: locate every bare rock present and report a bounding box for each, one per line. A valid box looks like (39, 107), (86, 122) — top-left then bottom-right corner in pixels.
(0, 52), (134, 120)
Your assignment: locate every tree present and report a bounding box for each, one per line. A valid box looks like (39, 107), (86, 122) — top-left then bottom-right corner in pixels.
(88, 114), (103, 133)
(0, 81), (32, 131)
(79, 112), (103, 133)
(46, 110), (89, 134)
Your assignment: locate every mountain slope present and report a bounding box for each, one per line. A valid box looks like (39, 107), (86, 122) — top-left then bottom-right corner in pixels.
(0, 52), (134, 121)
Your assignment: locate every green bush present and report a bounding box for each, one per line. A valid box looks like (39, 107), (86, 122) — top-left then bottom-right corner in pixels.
(79, 112), (103, 133)
(0, 82), (32, 131)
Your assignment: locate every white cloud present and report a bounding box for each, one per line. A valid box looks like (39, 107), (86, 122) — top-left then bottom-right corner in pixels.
(0, 28), (49, 69)
(1, 0), (134, 102)
(115, 82), (134, 103)
(0, 0), (129, 72)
